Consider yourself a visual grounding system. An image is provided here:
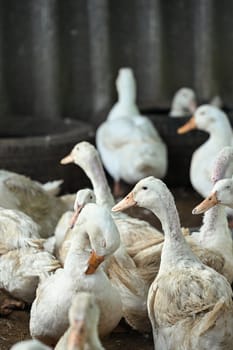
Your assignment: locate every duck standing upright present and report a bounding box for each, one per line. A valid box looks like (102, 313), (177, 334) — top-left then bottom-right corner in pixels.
(96, 67), (167, 196)
(113, 177), (233, 350)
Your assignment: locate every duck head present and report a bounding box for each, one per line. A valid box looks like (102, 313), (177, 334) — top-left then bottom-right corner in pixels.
(116, 67), (137, 102)
(69, 189), (96, 229)
(192, 178), (233, 214)
(170, 87), (197, 116)
(177, 104), (229, 134)
(67, 292), (100, 350)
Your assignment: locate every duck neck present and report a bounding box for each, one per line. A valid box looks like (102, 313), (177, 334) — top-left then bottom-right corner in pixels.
(64, 226), (91, 274)
(156, 194), (198, 273)
(212, 147), (233, 183)
(84, 154), (115, 208)
(199, 205), (231, 248)
(117, 84), (137, 105)
(208, 120), (232, 144)
(64, 245), (89, 275)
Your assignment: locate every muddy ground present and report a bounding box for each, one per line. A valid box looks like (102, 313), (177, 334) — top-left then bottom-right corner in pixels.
(0, 187), (203, 350)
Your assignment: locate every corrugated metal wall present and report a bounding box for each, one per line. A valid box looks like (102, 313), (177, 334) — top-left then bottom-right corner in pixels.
(0, 0), (233, 125)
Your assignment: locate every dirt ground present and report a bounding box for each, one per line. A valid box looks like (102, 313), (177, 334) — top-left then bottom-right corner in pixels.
(0, 186), (203, 350)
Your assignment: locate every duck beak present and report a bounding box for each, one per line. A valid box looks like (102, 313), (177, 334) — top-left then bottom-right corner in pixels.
(67, 320), (86, 350)
(85, 250), (104, 275)
(177, 116), (197, 134)
(192, 192), (219, 214)
(60, 153), (74, 164)
(112, 192), (137, 212)
(69, 205), (83, 229)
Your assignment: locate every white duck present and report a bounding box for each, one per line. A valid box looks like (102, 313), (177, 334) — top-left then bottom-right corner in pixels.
(10, 339), (51, 350)
(195, 178), (233, 210)
(178, 104), (233, 198)
(0, 247), (60, 314)
(55, 292), (104, 350)
(112, 177), (233, 350)
(0, 170), (71, 238)
(190, 146), (233, 283)
(30, 203), (122, 347)
(170, 87), (223, 117)
(96, 67), (167, 196)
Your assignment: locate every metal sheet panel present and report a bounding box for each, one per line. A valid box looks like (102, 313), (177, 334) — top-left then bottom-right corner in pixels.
(0, 0), (232, 122)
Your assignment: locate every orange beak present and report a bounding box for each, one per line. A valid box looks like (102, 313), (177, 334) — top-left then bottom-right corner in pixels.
(60, 153), (74, 165)
(67, 320), (86, 350)
(112, 192), (137, 212)
(177, 116), (197, 134)
(85, 250), (104, 275)
(192, 192), (219, 215)
(69, 205), (83, 229)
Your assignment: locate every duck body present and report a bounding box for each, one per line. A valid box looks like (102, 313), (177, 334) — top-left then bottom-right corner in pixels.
(96, 116), (167, 185)
(30, 267), (117, 345)
(30, 203), (122, 346)
(152, 267), (233, 350)
(112, 177), (233, 350)
(191, 204), (233, 283)
(0, 247), (60, 304)
(0, 207), (43, 254)
(0, 170), (69, 238)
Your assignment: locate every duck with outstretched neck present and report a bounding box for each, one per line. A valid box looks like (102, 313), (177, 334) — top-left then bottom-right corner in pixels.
(112, 176), (233, 350)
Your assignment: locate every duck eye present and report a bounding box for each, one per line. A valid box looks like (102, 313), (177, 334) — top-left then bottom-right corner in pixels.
(142, 186), (148, 190)
(90, 196), (93, 199)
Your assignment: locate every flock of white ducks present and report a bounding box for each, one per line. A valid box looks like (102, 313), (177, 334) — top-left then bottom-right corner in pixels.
(2, 70), (233, 350)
